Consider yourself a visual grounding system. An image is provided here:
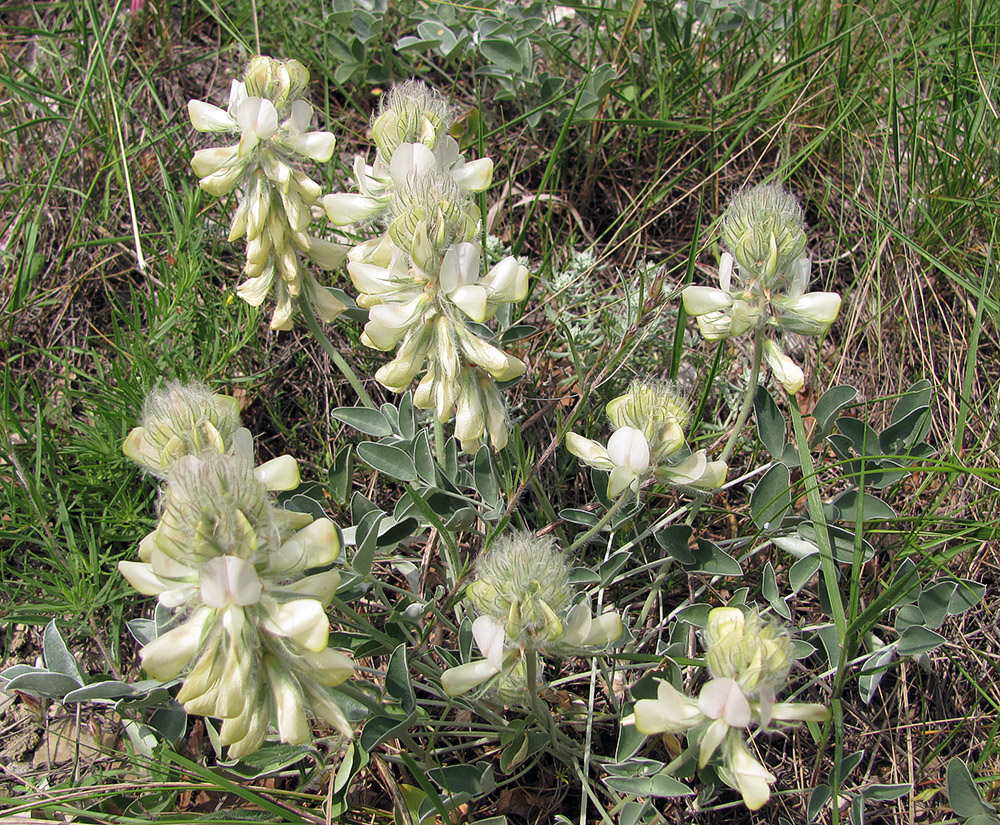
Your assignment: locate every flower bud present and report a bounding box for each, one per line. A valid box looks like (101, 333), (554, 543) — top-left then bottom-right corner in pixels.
(722, 183), (806, 289)
(155, 454), (272, 563)
(763, 339), (805, 395)
(703, 608), (794, 697)
(606, 380), (689, 463)
(468, 532), (572, 642)
(372, 80), (451, 159)
(124, 382), (243, 476)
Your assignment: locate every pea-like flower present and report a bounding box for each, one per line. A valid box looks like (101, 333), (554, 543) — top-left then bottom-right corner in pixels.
(121, 406), (355, 757)
(442, 533), (622, 699)
(188, 56), (347, 330)
(331, 83), (529, 453)
(628, 607), (828, 810)
(122, 381), (301, 491)
(566, 380), (727, 498)
(681, 183), (842, 393)
(322, 81), (493, 227)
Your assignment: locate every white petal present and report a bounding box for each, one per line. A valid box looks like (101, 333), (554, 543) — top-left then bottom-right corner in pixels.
(390, 142), (437, 185)
(285, 131), (337, 162)
(561, 601), (593, 647)
(255, 455), (300, 491)
(200, 556), (263, 608)
(323, 192), (384, 225)
(483, 257), (529, 302)
(564, 432), (613, 469)
(139, 615), (207, 680)
(306, 237), (348, 270)
(269, 598), (330, 652)
(450, 284), (489, 322)
(472, 615), (506, 670)
(607, 464), (639, 498)
(719, 251), (734, 293)
(119, 561), (173, 596)
(633, 680), (702, 734)
(191, 146), (238, 177)
(188, 100), (235, 132)
(698, 678), (751, 728)
(728, 737), (776, 811)
(277, 570), (341, 605)
(303, 647), (355, 686)
(451, 156), (494, 192)
(584, 612), (623, 647)
(763, 340), (805, 394)
(272, 518), (341, 574)
(698, 716), (731, 767)
(661, 450), (707, 485)
(607, 427), (650, 474)
(265, 660), (311, 744)
(441, 660), (500, 696)
(682, 286), (733, 316)
(769, 702), (830, 722)
(235, 97), (278, 140)
(439, 242), (480, 293)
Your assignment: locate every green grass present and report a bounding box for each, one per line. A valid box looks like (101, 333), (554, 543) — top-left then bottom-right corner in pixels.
(2, 0), (999, 823)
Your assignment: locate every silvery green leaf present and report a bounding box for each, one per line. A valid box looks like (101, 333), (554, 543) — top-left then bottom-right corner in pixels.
(43, 620), (85, 682)
(63, 680), (138, 703)
(829, 489), (896, 522)
(223, 743), (314, 778)
(688, 540), (741, 576)
(754, 385), (786, 457)
(807, 784), (831, 823)
(811, 385), (858, 442)
(386, 644), (416, 714)
(6, 670), (81, 699)
(947, 578), (986, 614)
(897, 625), (945, 657)
(358, 442), (417, 482)
(918, 581), (958, 629)
(861, 784), (911, 801)
(858, 645), (896, 704)
(762, 562), (791, 619)
(654, 524), (694, 564)
(328, 445), (354, 506)
(332, 406), (393, 437)
(751, 462), (792, 530)
(946, 758), (994, 818)
(789, 554), (821, 593)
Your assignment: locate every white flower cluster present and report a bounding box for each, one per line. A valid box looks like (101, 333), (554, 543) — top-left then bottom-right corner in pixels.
(630, 608), (828, 810)
(120, 382), (354, 757)
(441, 533), (622, 699)
(324, 82), (529, 453)
(566, 379), (727, 498)
(682, 183), (842, 393)
(188, 56), (347, 330)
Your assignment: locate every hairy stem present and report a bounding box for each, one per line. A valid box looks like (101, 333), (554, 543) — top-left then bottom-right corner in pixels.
(299, 298), (376, 409)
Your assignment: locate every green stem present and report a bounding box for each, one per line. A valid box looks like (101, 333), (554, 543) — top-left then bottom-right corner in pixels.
(567, 493), (633, 555)
(720, 327), (764, 465)
(434, 416), (446, 463)
(788, 400), (848, 643)
(298, 297), (376, 409)
(524, 644), (558, 744)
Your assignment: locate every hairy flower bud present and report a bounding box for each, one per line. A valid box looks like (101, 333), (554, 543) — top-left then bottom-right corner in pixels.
(372, 80), (452, 159)
(123, 381), (243, 476)
(467, 532), (572, 642)
(606, 379), (689, 463)
(722, 183), (806, 289)
(703, 608), (794, 697)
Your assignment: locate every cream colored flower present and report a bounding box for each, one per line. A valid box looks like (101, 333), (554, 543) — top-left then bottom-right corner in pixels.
(187, 56), (347, 330)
